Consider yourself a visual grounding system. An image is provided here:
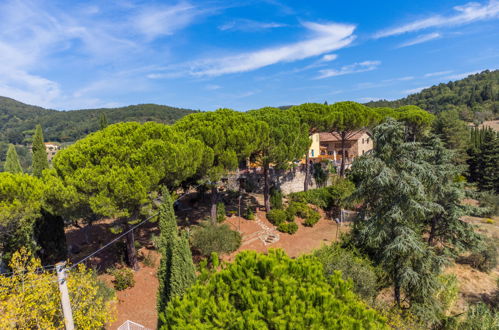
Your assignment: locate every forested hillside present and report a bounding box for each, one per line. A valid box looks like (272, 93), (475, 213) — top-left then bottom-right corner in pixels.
(366, 70), (499, 119)
(0, 97), (198, 144)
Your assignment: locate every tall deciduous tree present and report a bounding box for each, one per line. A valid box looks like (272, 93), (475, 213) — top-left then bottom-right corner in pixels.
(248, 107), (310, 211)
(326, 102), (380, 177)
(174, 109), (267, 222)
(350, 119), (444, 311)
(157, 188), (195, 322)
(288, 103), (329, 191)
(53, 122), (206, 269)
(4, 144), (23, 173)
(31, 124), (48, 177)
(0, 248), (115, 329)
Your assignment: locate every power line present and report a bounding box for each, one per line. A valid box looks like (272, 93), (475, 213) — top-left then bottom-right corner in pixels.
(69, 211), (159, 269)
(0, 264), (57, 277)
(69, 184), (200, 270)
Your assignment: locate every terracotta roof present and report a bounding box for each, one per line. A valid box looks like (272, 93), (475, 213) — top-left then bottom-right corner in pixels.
(319, 130), (370, 142)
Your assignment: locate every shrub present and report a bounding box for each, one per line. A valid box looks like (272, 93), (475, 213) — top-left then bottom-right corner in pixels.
(244, 208), (255, 220)
(458, 303), (499, 330)
(466, 238), (498, 272)
(141, 251), (156, 267)
(478, 192), (499, 217)
(109, 267), (135, 291)
(270, 188), (283, 209)
(162, 249), (387, 328)
(285, 201), (308, 221)
(303, 209), (320, 227)
(277, 222), (298, 234)
(267, 209), (287, 226)
(313, 244), (379, 301)
(288, 178), (355, 210)
(216, 202), (226, 223)
(191, 223), (242, 256)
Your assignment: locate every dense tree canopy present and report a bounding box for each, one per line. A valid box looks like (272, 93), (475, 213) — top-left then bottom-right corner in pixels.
(52, 122), (207, 268)
(366, 70), (499, 118)
(349, 119), (445, 315)
(325, 102), (380, 176)
(288, 102), (329, 191)
(0, 96), (198, 144)
(174, 108), (268, 221)
(0, 173), (44, 264)
(162, 249), (386, 329)
(248, 107), (310, 211)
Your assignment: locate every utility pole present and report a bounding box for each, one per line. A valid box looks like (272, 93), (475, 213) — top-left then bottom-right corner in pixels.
(56, 263), (75, 330)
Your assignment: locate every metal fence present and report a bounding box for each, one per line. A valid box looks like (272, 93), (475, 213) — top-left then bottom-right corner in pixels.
(117, 320), (150, 330)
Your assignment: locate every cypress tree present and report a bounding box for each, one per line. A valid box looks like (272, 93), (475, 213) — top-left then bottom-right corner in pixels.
(157, 188), (196, 326)
(99, 112), (108, 130)
(32, 124), (49, 177)
(476, 130), (499, 193)
(4, 144), (23, 173)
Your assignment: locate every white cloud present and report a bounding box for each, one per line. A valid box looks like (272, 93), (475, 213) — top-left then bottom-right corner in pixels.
(205, 84), (221, 90)
(322, 54), (338, 61)
(185, 22), (356, 76)
(424, 70), (453, 77)
(398, 32), (441, 47)
(375, 0), (499, 38)
(316, 61), (381, 79)
(444, 70), (481, 80)
(219, 19), (287, 31)
(403, 86), (429, 94)
(133, 2), (202, 40)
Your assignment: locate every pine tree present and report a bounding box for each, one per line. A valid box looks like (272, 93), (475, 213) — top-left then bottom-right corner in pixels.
(350, 119), (443, 313)
(476, 130), (499, 193)
(157, 188), (195, 325)
(31, 124), (48, 177)
(423, 137), (481, 253)
(4, 144), (23, 173)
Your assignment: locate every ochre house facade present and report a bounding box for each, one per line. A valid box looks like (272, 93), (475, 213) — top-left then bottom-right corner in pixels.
(308, 130), (373, 167)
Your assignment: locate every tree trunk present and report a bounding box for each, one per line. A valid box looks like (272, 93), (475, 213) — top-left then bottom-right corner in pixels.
(210, 185), (217, 224)
(126, 230), (138, 271)
(394, 281), (401, 308)
(304, 153), (310, 191)
(263, 163), (270, 212)
(340, 132), (346, 177)
(428, 216), (437, 246)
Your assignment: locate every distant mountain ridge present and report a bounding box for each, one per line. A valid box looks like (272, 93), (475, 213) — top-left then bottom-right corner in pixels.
(0, 96), (199, 144)
(365, 70), (498, 116)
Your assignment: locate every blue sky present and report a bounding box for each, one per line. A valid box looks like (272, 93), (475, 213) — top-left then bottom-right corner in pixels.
(0, 0), (498, 110)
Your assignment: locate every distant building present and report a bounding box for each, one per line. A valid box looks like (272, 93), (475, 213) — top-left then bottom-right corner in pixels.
(308, 130), (373, 169)
(44, 142), (61, 162)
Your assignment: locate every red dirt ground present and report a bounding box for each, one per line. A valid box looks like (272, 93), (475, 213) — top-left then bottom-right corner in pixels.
(65, 203), (347, 329)
(225, 209), (349, 260)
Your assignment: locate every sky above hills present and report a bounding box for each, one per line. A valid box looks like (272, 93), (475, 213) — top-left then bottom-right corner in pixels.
(0, 0), (498, 110)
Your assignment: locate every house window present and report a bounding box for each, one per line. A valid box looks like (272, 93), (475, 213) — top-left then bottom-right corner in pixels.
(367, 138), (370, 143)
(362, 150), (365, 155)
(311, 149), (314, 157)
(362, 138), (364, 144)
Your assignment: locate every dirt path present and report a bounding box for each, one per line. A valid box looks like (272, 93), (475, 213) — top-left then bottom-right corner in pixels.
(225, 209), (349, 260)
